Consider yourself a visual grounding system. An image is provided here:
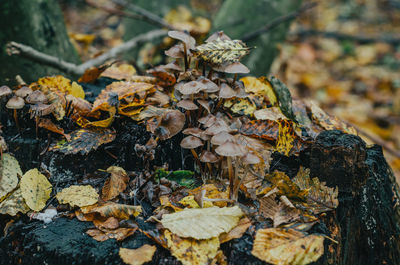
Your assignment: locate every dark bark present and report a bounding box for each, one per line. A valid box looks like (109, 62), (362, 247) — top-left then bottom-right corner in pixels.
(0, 0), (80, 85)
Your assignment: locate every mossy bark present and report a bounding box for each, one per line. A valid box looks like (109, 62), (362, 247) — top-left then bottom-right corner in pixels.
(0, 0), (80, 86)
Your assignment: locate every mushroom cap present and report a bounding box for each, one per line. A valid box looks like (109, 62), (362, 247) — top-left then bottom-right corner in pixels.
(211, 131), (235, 146)
(199, 114), (217, 127)
(25, 90), (47, 104)
(180, 135), (203, 149)
(215, 140), (246, 157)
(213, 62), (250, 74)
(0, 85), (12, 97)
(197, 100), (210, 113)
(14, 86), (32, 98)
(219, 83), (235, 99)
(30, 103), (54, 118)
(204, 119), (232, 135)
(156, 110), (186, 141)
(177, 100), (198, 110)
(162, 61), (182, 72)
(200, 150), (219, 163)
(165, 44), (185, 58)
(6, 96), (25, 109)
(168, 31), (196, 49)
(242, 152), (261, 165)
(206, 31), (231, 42)
(182, 127), (204, 138)
(178, 81), (203, 95)
(197, 77), (219, 93)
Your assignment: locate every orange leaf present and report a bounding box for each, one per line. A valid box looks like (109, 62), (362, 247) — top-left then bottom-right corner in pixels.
(101, 166), (129, 201)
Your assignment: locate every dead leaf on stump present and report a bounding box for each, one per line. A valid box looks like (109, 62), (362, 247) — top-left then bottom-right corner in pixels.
(101, 166), (129, 201)
(119, 244), (156, 265)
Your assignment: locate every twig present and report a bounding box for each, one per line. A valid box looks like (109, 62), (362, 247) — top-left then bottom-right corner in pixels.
(242, 2), (318, 42)
(85, 0), (145, 21)
(111, 0), (175, 30)
(7, 29), (168, 76)
(292, 28), (400, 45)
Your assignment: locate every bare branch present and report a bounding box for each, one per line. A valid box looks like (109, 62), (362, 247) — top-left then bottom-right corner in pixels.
(7, 29), (168, 76)
(242, 2), (318, 42)
(111, 0), (175, 30)
(85, 0), (145, 21)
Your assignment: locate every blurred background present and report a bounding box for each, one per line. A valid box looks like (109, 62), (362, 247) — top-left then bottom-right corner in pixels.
(1, 0), (400, 180)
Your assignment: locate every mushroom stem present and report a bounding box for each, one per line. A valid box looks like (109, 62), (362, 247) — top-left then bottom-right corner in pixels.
(215, 99), (224, 111)
(202, 62), (206, 76)
(35, 116), (39, 139)
(207, 69), (213, 80)
(233, 73), (238, 83)
(185, 110), (191, 127)
(206, 162), (213, 175)
(190, 149), (202, 171)
(13, 109), (20, 132)
(227, 156), (234, 199)
(183, 43), (189, 71)
(195, 59), (199, 70)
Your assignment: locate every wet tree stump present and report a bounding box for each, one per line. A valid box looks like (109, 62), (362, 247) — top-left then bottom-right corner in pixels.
(0, 119), (399, 264)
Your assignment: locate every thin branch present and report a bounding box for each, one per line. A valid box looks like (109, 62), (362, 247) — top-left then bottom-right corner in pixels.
(111, 0), (175, 30)
(242, 2), (318, 42)
(7, 29), (168, 76)
(85, 0), (147, 22)
(292, 28), (400, 45)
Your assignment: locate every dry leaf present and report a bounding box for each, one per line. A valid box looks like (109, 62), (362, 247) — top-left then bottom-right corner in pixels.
(224, 98), (257, 116)
(292, 167), (339, 214)
(20, 168), (52, 212)
(49, 128), (116, 155)
(0, 188), (30, 216)
(219, 217), (251, 243)
(264, 171), (308, 200)
(254, 107), (287, 121)
(38, 118), (71, 141)
(86, 227), (137, 242)
(161, 206), (243, 239)
(119, 244), (156, 265)
(252, 228), (324, 265)
(241, 76), (277, 106)
(270, 76), (296, 122)
(100, 64), (136, 81)
(56, 185), (99, 207)
(165, 230), (220, 265)
(30, 75), (85, 99)
(93, 216), (120, 230)
(259, 194), (300, 227)
(188, 184), (229, 208)
(81, 202), (142, 220)
(0, 153), (22, 200)
(101, 166), (129, 201)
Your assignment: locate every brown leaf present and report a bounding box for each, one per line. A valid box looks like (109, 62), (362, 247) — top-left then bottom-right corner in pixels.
(101, 166), (129, 201)
(119, 244), (157, 265)
(219, 217), (251, 243)
(38, 118), (71, 141)
(86, 227), (137, 242)
(259, 194), (300, 227)
(80, 202), (142, 220)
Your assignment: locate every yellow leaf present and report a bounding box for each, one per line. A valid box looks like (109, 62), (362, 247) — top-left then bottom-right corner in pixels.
(165, 230), (220, 265)
(20, 169), (52, 212)
(119, 245), (156, 265)
(161, 206), (243, 240)
(252, 228), (324, 265)
(81, 202), (142, 220)
(0, 188), (30, 216)
(224, 98), (257, 116)
(0, 153), (22, 200)
(241, 76), (277, 106)
(219, 217), (251, 243)
(56, 185), (99, 207)
(276, 120), (295, 156)
(101, 166), (129, 201)
(254, 107), (287, 121)
(70, 81), (85, 99)
(264, 171), (308, 200)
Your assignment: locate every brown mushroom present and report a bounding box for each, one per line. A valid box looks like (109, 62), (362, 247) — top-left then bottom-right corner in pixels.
(178, 81), (203, 95)
(204, 119), (232, 135)
(215, 140), (246, 200)
(180, 135), (203, 168)
(177, 100), (198, 110)
(219, 83), (236, 99)
(183, 127), (204, 138)
(25, 90), (47, 104)
(197, 77), (219, 93)
(156, 110), (186, 141)
(30, 103), (55, 138)
(165, 44), (185, 59)
(168, 31), (196, 71)
(0, 86), (12, 98)
(211, 131), (235, 146)
(6, 96), (25, 130)
(205, 31), (232, 42)
(200, 150), (219, 175)
(14, 86), (32, 98)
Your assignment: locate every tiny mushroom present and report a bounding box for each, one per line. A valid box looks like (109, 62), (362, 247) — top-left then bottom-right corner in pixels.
(214, 62), (250, 83)
(205, 31), (232, 42)
(182, 127), (204, 138)
(156, 110), (185, 141)
(14, 86), (32, 98)
(204, 118), (232, 135)
(6, 96), (25, 130)
(177, 99), (198, 126)
(168, 31), (196, 70)
(178, 81), (203, 95)
(215, 140), (247, 200)
(200, 150), (219, 175)
(0, 85), (12, 98)
(180, 135), (203, 166)
(219, 83), (236, 99)
(211, 131), (235, 146)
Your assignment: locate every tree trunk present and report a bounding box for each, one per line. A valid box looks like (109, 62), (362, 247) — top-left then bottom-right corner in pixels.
(0, 0), (80, 86)
(212, 0), (302, 76)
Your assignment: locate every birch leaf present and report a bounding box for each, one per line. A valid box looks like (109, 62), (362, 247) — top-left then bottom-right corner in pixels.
(165, 230), (220, 265)
(161, 206), (243, 239)
(252, 228), (324, 265)
(20, 169), (52, 212)
(0, 188), (30, 216)
(0, 153), (22, 200)
(56, 185), (99, 207)
(119, 245), (156, 265)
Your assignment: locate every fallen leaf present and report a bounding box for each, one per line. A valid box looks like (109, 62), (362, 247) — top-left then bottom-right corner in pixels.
(56, 185), (99, 207)
(49, 128), (116, 155)
(270, 76), (296, 122)
(20, 168), (52, 212)
(30, 75), (85, 99)
(224, 98), (257, 116)
(292, 167), (339, 214)
(241, 76), (277, 106)
(93, 216), (120, 230)
(263, 171), (308, 200)
(219, 217), (251, 243)
(101, 166), (129, 201)
(259, 194), (300, 227)
(165, 230), (220, 265)
(254, 107), (287, 121)
(0, 153), (22, 200)
(252, 228), (324, 265)
(38, 118), (71, 141)
(86, 227), (137, 242)
(81, 202), (142, 220)
(100, 64), (136, 81)
(161, 206), (243, 239)
(188, 184), (229, 208)
(0, 188), (30, 216)
(119, 244), (157, 265)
